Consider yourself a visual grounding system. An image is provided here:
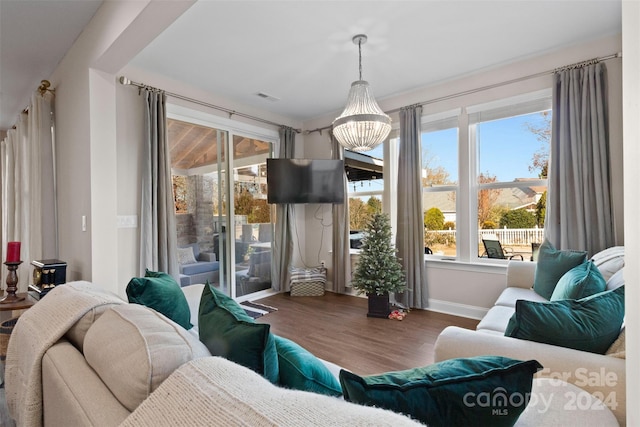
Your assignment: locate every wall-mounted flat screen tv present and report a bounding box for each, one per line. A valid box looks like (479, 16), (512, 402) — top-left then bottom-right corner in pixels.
(267, 158), (345, 204)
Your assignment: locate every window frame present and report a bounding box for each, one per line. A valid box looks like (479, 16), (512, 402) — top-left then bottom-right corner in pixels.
(166, 104), (279, 300)
(421, 109), (461, 259)
(465, 89), (552, 263)
(381, 91), (552, 264)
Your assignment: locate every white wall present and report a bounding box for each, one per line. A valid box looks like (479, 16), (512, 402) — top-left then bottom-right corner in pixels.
(115, 84), (144, 295)
(302, 34), (623, 315)
(49, 0), (194, 295)
(622, 2), (639, 424)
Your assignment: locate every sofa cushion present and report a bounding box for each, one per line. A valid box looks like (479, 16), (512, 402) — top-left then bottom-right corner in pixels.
(177, 245), (197, 265)
(273, 335), (342, 397)
(126, 269), (192, 330)
(83, 304), (210, 412)
(505, 286), (625, 354)
(533, 239), (587, 299)
(606, 327), (625, 359)
(339, 356), (542, 427)
(550, 260), (606, 301)
(494, 287), (547, 308)
(181, 283), (206, 330)
(198, 282), (279, 383)
(590, 246), (624, 282)
(180, 261), (220, 275)
(65, 302), (122, 353)
(518, 378), (619, 426)
(476, 305), (515, 333)
(606, 268), (625, 291)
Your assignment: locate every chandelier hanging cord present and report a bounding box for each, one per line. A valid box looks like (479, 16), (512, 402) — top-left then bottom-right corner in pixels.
(356, 35), (364, 81)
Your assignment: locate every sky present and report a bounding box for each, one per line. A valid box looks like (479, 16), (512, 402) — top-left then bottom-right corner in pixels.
(349, 110), (549, 196)
(425, 111), (550, 183)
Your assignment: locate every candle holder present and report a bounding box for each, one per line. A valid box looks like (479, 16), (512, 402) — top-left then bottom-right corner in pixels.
(1, 261), (25, 304)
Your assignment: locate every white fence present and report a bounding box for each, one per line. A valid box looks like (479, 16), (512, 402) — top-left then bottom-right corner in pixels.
(427, 228), (545, 246)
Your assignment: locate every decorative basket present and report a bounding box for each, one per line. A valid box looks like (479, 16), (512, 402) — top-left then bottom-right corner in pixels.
(290, 281), (325, 297)
(0, 317), (18, 361)
(290, 267), (326, 297)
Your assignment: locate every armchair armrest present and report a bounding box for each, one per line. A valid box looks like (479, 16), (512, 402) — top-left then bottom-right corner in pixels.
(198, 252), (217, 262)
(506, 260), (536, 289)
(434, 326), (625, 423)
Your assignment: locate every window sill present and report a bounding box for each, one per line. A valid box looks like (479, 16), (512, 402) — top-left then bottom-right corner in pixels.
(424, 256), (510, 273)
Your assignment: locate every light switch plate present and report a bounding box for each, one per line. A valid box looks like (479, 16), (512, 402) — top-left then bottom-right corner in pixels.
(117, 215), (138, 228)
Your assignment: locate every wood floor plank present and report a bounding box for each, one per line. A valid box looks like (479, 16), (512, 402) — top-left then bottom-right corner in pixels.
(255, 292), (479, 376)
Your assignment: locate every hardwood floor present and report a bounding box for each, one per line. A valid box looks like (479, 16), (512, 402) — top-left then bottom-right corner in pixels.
(255, 292), (478, 376)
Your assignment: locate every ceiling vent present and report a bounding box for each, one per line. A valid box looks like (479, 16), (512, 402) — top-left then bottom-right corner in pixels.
(256, 92), (280, 102)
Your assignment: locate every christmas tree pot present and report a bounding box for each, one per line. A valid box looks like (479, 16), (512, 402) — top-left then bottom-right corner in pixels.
(351, 212), (406, 317)
(367, 293), (391, 318)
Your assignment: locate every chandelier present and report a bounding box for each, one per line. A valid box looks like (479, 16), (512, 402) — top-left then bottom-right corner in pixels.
(332, 34), (391, 152)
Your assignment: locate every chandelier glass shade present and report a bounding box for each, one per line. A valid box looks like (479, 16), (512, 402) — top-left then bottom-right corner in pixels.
(332, 35), (391, 152)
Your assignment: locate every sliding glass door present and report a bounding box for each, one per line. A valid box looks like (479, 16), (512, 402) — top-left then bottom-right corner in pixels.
(168, 106), (277, 299)
(232, 134), (273, 297)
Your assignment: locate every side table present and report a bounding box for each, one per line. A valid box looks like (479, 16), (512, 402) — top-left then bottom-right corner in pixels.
(0, 292), (36, 387)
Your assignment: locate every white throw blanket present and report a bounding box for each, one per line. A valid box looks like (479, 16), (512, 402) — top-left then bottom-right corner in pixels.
(122, 357), (421, 427)
(5, 281), (124, 427)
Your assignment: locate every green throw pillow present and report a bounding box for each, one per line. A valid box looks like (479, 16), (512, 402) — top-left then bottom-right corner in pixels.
(339, 356), (542, 427)
(126, 269), (192, 330)
(198, 282), (279, 383)
(505, 286), (625, 354)
(550, 260), (606, 301)
(273, 335), (342, 397)
(533, 239), (587, 299)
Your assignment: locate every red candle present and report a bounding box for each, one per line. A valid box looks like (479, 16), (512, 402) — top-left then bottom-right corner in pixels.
(6, 241), (20, 263)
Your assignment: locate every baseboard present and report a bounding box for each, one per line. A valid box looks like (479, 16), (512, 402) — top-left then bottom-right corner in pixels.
(426, 299), (488, 320)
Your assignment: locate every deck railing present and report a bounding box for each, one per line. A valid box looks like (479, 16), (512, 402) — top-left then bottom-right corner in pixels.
(478, 228), (545, 246)
(426, 228), (545, 246)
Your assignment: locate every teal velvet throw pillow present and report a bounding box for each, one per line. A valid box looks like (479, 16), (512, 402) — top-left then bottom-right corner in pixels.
(126, 269), (192, 330)
(550, 260), (606, 301)
(339, 356), (542, 427)
(505, 286), (625, 354)
(274, 335), (342, 396)
(533, 239), (587, 299)
(198, 282), (279, 383)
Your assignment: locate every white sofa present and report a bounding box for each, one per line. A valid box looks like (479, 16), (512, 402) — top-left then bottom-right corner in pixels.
(434, 246), (626, 425)
(5, 282), (420, 426)
(5, 281), (619, 426)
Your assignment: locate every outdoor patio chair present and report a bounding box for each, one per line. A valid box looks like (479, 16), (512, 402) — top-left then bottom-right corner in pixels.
(531, 242), (541, 261)
(481, 236), (524, 260)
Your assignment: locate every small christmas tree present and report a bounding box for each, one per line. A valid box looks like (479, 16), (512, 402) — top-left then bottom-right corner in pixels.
(352, 212), (406, 296)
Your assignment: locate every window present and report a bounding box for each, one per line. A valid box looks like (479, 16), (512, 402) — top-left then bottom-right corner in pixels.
(409, 91), (552, 262)
(421, 112), (460, 256)
(469, 91), (551, 261)
(346, 145), (384, 244)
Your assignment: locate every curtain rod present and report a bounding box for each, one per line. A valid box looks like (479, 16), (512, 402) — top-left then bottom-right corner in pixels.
(305, 51), (622, 135)
(118, 76), (301, 133)
(10, 80), (55, 130)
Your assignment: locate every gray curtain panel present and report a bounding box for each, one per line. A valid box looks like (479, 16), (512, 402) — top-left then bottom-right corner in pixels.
(545, 63), (614, 256)
(272, 126), (296, 291)
(139, 89), (179, 279)
(395, 105), (428, 308)
(330, 132), (350, 293)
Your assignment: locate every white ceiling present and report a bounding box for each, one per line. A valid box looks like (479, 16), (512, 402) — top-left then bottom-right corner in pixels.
(1, 1), (622, 131)
(0, 0), (103, 131)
